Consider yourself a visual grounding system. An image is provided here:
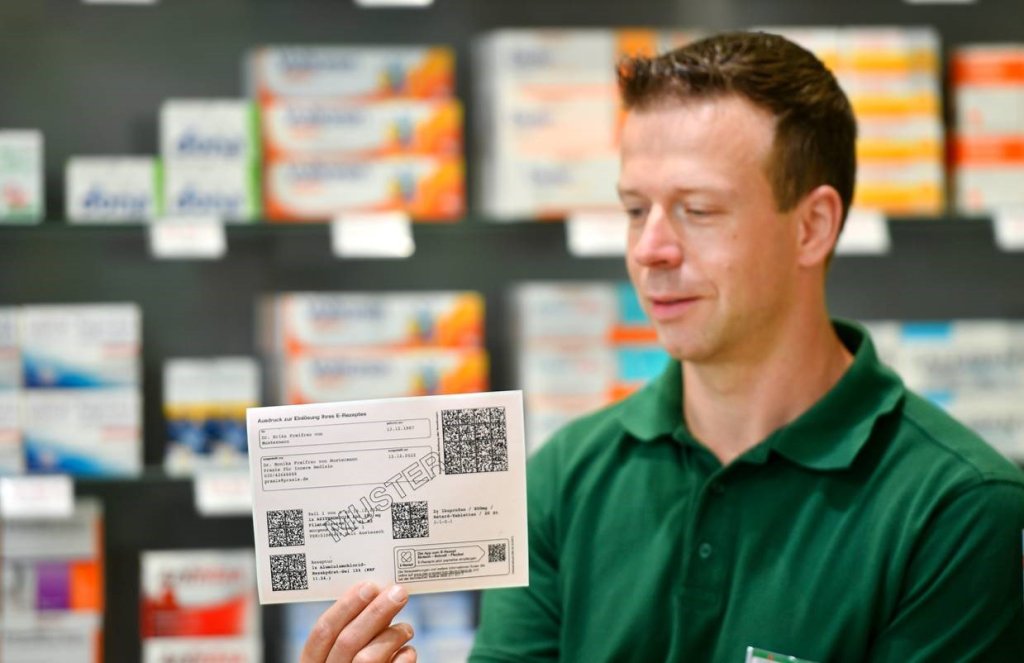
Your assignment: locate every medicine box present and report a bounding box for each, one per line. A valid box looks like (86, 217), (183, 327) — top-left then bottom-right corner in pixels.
(66, 157), (161, 223)
(264, 156), (463, 222)
(248, 46), (455, 101)
(0, 130), (44, 223)
(160, 99), (260, 163)
(22, 388), (142, 476)
(19, 304), (141, 389)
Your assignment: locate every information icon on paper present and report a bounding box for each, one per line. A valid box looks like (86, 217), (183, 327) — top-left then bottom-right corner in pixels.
(246, 391), (529, 604)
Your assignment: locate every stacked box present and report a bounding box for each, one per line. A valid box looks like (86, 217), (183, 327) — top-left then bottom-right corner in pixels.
(248, 46), (464, 222)
(283, 592), (476, 663)
(514, 282), (668, 453)
(865, 320), (1024, 459)
(951, 45), (1024, 213)
(0, 307), (20, 473)
(0, 499), (105, 663)
(0, 130), (44, 223)
(160, 99), (262, 222)
(163, 357), (261, 476)
(762, 27), (945, 216)
(475, 29), (700, 220)
(18, 304), (143, 476)
(260, 291), (487, 405)
(140, 549), (261, 663)
(65, 157), (161, 223)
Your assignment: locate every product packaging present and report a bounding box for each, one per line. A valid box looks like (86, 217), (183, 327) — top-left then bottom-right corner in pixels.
(19, 304), (141, 389)
(160, 99), (260, 163)
(140, 549), (261, 663)
(22, 388), (142, 476)
(248, 46), (455, 101)
(264, 156), (463, 221)
(65, 157), (161, 223)
(0, 129), (44, 223)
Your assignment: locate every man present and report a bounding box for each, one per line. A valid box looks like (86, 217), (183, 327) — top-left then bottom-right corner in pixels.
(301, 32), (1024, 663)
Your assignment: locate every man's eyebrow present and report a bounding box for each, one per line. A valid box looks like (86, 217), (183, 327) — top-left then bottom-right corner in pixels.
(616, 185), (732, 198)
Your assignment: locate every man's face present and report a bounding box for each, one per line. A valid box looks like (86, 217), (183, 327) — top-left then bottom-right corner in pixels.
(619, 95), (801, 364)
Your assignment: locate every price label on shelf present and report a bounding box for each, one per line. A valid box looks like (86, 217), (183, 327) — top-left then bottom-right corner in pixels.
(566, 211), (629, 257)
(194, 469), (253, 517)
(149, 217), (227, 260)
(993, 210), (1024, 252)
(0, 475), (74, 520)
(354, 0), (434, 6)
(83, 0), (159, 5)
(834, 208), (891, 255)
(331, 212), (415, 258)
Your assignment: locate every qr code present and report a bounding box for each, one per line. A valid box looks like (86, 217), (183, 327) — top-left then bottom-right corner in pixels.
(488, 543), (507, 563)
(392, 501), (429, 539)
(270, 553), (308, 591)
(267, 509), (305, 548)
(440, 407), (509, 475)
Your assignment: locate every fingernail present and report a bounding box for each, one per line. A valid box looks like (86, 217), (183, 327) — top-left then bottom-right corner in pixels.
(398, 622), (414, 638)
(358, 582), (379, 601)
(388, 584), (408, 603)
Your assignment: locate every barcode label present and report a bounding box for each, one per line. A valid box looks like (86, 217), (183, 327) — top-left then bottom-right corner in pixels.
(270, 553), (308, 591)
(392, 501), (429, 539)
(441, 407), (509, 475)
(267, 508), (305, 548)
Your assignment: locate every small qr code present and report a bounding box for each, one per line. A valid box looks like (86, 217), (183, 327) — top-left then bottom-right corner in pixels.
(270, 553), (308, 591)
(440, 407), (509, 475)
(392, 501), (429, 540)
(267, 509), (305, 548)
(488, 543), (507, 563)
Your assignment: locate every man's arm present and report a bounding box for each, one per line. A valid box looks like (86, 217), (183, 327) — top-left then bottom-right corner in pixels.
(869, 480), (1024, 662)
(469, 441), (564, 662)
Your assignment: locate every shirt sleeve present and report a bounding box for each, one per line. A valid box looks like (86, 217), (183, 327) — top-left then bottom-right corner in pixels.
(468, 438), (563, 662)
(868, 480), (1024, 662)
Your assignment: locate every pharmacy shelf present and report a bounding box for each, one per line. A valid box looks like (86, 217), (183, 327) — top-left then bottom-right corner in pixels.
(71, 471), (279, 663)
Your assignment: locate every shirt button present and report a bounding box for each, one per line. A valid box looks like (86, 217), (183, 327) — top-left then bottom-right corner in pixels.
(698, 543), (713, 559)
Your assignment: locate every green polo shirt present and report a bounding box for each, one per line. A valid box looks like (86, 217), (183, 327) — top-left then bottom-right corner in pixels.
(471, 320), (1024, 662)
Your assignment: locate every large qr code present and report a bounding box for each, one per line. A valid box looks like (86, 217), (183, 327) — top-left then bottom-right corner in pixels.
(267, 509), (305, 548)
(270, 553), (308, 591)
(391, 501), (429, 540)
(440, 407), (509, 475)
(488, 543), (507, 563)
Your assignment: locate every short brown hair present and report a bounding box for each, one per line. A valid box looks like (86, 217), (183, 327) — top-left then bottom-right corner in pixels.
(618, 31), (857, 227)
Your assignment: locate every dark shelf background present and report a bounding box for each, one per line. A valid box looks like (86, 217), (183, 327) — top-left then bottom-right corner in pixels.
(1, 1), (1023, 661)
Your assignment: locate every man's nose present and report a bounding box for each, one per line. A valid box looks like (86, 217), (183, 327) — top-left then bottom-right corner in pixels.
(629, 206), (683, 267)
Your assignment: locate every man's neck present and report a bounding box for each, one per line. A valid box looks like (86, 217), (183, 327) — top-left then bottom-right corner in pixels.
(682, 313), (854, 466)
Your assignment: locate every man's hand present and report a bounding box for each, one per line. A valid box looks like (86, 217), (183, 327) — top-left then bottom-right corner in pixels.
(300, 582), (416, 663)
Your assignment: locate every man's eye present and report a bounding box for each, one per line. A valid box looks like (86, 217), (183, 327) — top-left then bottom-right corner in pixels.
(624, 207), (646, 222)
(672, 203), (713, 220)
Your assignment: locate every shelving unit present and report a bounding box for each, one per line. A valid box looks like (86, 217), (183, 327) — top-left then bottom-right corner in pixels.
(2, 0), (1022, 661)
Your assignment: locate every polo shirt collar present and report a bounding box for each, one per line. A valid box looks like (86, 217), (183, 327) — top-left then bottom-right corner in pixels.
(618, 319), (905, 471)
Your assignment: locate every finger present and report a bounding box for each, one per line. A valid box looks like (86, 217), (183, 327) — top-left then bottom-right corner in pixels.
(328, 584), (409, 662)
(392, 646), (417, 663)
(348, 623), (414, 663)
(300, 581), (382, 663)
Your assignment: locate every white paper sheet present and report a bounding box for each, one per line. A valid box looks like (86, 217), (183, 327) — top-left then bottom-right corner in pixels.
(246, 391), (528, 604)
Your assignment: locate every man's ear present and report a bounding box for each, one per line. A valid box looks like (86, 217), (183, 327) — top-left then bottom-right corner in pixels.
(795, 184), (844, 268)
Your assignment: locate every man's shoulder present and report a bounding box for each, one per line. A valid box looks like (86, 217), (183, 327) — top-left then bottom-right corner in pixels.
(891, 389), (1024, 488)
(533, 397), (632, 460)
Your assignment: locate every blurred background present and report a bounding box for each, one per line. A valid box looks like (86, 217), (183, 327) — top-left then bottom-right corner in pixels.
(1, 0), (1023, 661)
